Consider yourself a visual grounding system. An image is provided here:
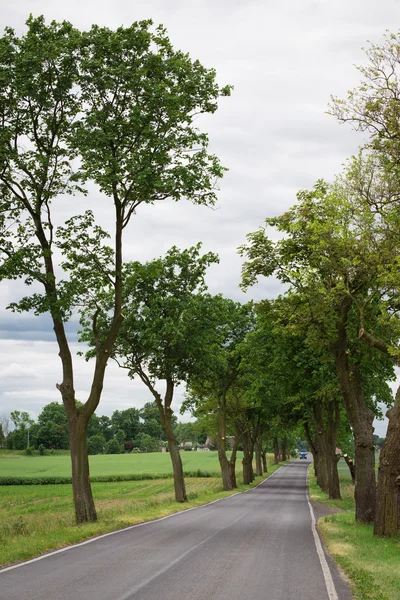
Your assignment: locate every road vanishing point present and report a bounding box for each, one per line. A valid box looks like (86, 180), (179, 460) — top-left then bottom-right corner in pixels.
(1, 459), (352, 600)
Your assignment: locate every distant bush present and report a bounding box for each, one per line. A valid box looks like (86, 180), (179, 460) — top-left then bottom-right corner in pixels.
(105, 439), (122, 454)
(25, 448), (33, 456)
(38, 444), (46, 456)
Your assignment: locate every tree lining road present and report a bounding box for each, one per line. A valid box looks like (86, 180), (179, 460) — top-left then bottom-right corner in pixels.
(0, 459), (352, 600)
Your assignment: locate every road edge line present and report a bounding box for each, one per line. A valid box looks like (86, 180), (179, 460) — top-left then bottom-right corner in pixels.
(306, 478), (339, 600)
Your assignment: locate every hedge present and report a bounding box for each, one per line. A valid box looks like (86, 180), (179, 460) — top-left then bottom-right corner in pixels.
(0, 469), (218, 485)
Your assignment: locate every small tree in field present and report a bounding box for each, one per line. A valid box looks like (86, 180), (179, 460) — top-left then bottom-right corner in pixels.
(0, 17), (230, 522)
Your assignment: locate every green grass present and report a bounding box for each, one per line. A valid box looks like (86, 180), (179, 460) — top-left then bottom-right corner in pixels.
(0, 454), (283, 567)
(309, 464), (400, 600)
(0, 451), (240, 479)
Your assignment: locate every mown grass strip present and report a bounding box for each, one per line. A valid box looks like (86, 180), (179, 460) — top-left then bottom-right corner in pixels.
(308, 468), (400, 600)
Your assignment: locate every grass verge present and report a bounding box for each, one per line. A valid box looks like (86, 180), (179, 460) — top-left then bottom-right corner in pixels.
(0, 460), (284, 568)
(309, 468), (400, 600)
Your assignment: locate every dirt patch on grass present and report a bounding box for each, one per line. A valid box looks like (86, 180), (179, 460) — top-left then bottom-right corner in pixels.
(311, 500), (344, 522)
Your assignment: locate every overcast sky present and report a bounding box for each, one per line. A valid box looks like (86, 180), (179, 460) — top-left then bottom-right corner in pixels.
(1, 0), (398, 436)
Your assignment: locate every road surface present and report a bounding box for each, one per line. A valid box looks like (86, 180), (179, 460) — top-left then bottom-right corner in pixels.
(0, 459), (352, 600)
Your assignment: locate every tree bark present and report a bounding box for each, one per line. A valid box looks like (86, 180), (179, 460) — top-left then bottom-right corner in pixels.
(68, 416), (97, 524)
(280, 437), (287, 462)
(313, 400), (341, 500)
(261, 448), (268, 473)
(273, 437), (280, 464)
(150, 377), (187, 502)
(343, 454), (356, 484)
(333, 299), (376, 523)
(228, 433), (242, 489)
(216, 394), (233, 491)
(255, 440), (263, 476)
(166, 428), (187, 502)
(374, 387), (400, 537)
(242, 431), (253, 485)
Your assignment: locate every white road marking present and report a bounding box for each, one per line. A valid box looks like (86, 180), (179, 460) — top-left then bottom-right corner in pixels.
(306, 471), (339, 600)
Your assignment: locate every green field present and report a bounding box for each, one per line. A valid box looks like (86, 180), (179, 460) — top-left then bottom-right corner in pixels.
(309, 465), (400, 600)
(0, 451), (241, 479)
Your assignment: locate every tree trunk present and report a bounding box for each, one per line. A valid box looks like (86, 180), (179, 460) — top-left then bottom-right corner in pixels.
(216, 399), (233, 491)
(333, 299), (376, 523)
(242, 432), (253, 485)
(166, 429), (187, 502)
(153, 378), (187, 502)
(261, 450), (268, 473)
(281, 437), (287, 462)
(374, 389), (400, 537)
(305, 422), (318, 478)
(69, 417), (97, 524)
(343, 454), (356, 484)
(273, 437), (280, 464)
(314, 399), (341, 500)
(255, 441), (263, 476)
(228, 434), (241, 489)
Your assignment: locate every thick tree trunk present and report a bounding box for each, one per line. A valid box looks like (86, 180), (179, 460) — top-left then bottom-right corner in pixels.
(374, 389), (400, 537)
(281, 437), (287, 462)
(255, 441), (263, 476)
(273, 437), (280, 464)
(69, 418), (97, 524)
(333, 299), (376, 523)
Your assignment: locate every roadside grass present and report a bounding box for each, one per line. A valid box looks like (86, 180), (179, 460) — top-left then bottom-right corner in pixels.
(309, 465), (400, 600)
(0, 456), (284, 567)
(0, 451), (241, 479)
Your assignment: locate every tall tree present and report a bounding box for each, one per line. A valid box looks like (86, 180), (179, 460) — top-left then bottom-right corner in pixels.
(0, 18), (230, 522)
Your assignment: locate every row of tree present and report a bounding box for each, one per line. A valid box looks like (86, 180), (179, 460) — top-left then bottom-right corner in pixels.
(0, 17), (399, 541)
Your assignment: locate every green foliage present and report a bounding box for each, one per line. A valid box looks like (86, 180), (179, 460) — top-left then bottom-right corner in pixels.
(105, 439), (122, 455)
(87, 434), (106, 455)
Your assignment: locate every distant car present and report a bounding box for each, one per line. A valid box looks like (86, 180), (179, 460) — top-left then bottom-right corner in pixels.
(299, 450), (307, 459)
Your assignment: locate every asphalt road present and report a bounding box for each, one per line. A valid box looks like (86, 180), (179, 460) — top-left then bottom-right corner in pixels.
(0, 459), (352, 600)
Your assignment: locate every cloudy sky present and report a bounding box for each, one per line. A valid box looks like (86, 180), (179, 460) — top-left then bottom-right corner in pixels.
(1, 0), (398, 436)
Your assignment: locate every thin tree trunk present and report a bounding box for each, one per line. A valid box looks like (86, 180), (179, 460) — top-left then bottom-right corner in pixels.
(216, 395), (233, 491)
(242, 431), (253, 485)
(305, 422), (318, 478)
(151, 377), (187, 502)
(273, 437), (280, 464)
(374, 387), (400, 537)
(281, 437), (287, 462)
(261, 448), (268, 473)
(333, 299), (376, 523)
(343, 454), (356, 484)
(255, 440), (263, 476)
(228, 433), (242, 489)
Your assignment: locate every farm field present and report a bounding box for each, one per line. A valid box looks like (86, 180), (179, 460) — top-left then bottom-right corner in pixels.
(0, 451), (242, 479)
(0, 454), (281, 567)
